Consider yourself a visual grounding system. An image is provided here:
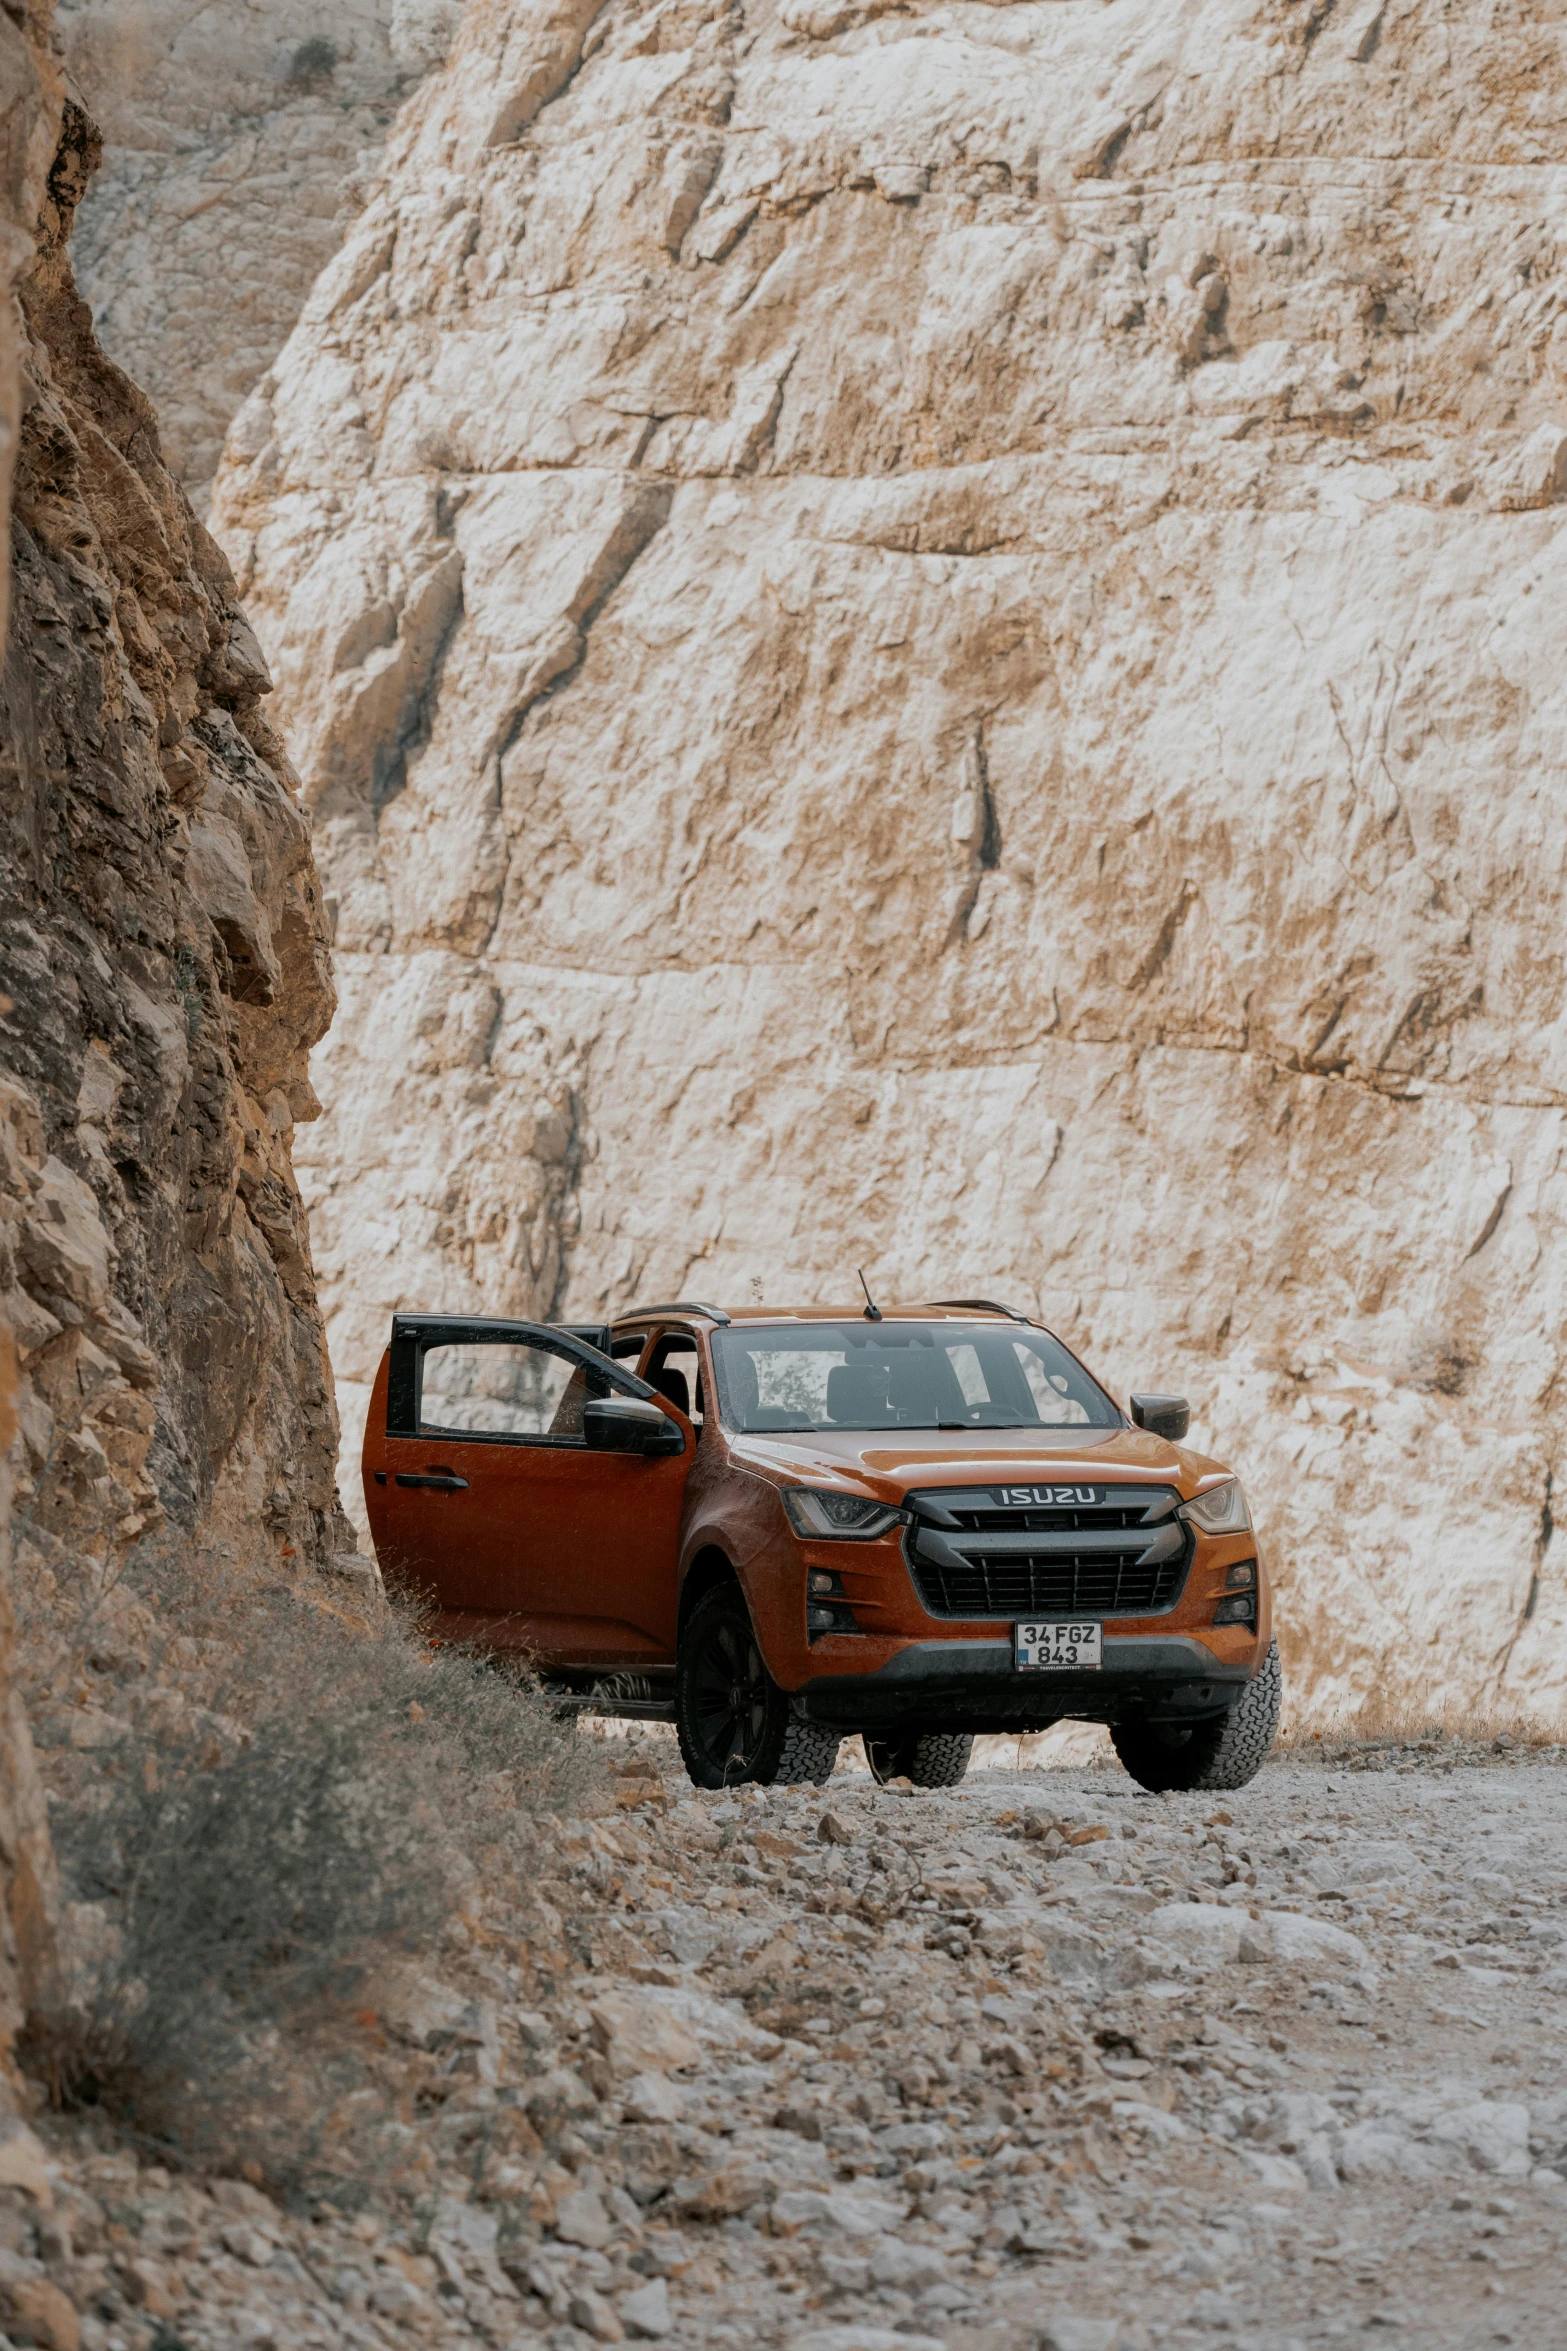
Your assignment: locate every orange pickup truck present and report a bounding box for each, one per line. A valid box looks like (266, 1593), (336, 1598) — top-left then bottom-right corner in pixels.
(361, 1299), (1280, 1793)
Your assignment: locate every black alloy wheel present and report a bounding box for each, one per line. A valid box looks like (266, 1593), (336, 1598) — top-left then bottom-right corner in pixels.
(675, 1583), (789, 1788)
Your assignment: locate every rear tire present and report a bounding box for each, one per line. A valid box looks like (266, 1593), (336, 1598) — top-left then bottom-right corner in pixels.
(1111, 1639), (1282, 1794)
(674, 1583), (839, 1787)
(865, 1730), (974, 1788)
(777, 1718), (842, 1786)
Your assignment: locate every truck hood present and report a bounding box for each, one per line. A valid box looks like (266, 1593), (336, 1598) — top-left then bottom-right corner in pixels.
(731, 1422), (1220, 1499)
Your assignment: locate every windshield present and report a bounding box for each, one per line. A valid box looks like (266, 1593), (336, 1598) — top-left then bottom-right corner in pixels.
(710, 1322), (1119, 1434)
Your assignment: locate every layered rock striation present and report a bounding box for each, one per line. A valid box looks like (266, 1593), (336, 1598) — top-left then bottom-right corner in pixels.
(1, 75), (349, 1653)
(215, 0), (1567, 1722)
(61, 0), (465, 507)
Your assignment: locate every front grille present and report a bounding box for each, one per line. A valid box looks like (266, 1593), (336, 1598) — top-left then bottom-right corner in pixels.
(904, 1482), (1188, 1621)
(916, 1551), (1186, 1617)
(946, 1504), (1153, 1535)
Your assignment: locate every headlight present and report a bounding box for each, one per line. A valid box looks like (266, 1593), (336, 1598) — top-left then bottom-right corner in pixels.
(1180, 1478), (1251, 1535)
(782, 1488), (909, 1540)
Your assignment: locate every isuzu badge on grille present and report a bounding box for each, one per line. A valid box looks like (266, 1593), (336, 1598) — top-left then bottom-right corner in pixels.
(999, 1485), (1100, 1506)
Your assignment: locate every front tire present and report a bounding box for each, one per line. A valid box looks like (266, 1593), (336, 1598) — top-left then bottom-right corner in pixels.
(865, 1730), (974, 1788)
(674, 1584), (839, 1788)
(1111, 1638), (1282, 1793)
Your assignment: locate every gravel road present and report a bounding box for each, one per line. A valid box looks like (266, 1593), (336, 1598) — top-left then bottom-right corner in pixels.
(28, 1741), (1567, 2351)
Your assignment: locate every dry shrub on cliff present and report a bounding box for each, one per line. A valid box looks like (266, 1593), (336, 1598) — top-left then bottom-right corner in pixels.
(36, 1556), (597, 2188)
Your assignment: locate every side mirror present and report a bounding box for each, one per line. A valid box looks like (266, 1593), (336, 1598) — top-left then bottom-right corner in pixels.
(1130, 1392), (1190, 1442)
(583, 1397), (685, 1456)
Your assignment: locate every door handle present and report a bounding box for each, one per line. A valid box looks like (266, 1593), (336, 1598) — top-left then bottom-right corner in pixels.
(395, 1472), (470, 1492)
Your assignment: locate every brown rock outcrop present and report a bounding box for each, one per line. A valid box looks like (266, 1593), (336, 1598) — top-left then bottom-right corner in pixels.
(1, 34), (348, 1693)
(0, 0), (68, 2067)
(0, 1329), (52, 2079)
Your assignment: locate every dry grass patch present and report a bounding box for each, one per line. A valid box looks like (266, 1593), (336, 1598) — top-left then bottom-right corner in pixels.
(24, 1547), (599, 2195)
(1279, 1686), (1567, 1767)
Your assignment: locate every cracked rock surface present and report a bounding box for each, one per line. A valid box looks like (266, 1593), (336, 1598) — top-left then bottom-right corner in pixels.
(208, 0), (1567, 1725)
(0, 89), (347, 1592)
(61, 0), (464, 509)
(21, 1743), (1567, 2349)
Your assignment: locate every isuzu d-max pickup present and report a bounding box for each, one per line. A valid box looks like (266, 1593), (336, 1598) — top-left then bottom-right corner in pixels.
(361, 1300), (1281, 1792)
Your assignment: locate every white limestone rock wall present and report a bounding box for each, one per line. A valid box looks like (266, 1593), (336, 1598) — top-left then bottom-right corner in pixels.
(215, 0), (1567, 1727)
(59, 0), (465, 506)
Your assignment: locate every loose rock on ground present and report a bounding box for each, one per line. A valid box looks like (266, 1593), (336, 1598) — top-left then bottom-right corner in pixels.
(17, 1738), (1567, 2351)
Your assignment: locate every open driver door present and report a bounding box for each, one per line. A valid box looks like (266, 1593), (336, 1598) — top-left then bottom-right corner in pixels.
(362, 1316), (693, 1671)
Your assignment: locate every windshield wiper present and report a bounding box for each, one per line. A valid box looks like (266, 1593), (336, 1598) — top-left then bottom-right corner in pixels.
(897, 1416), (1027, 1430)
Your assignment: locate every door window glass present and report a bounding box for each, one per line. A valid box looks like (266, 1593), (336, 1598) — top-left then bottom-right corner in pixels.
(419, 1339), (613, 1442)
(645, 1337), (704, 1430)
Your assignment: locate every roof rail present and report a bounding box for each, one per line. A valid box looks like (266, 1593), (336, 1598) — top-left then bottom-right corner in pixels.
(930, 1297), (1033, 1323)
(623, 1300), (733, 1326)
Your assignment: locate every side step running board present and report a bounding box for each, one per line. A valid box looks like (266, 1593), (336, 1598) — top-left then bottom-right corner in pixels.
(545, 1675), (679, 1724)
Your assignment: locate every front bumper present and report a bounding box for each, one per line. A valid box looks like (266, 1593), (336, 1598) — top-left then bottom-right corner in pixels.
(793, 1633), (1252, 1732)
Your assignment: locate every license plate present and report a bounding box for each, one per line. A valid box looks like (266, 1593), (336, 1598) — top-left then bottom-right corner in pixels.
(1015, 1619), (1102, 1671)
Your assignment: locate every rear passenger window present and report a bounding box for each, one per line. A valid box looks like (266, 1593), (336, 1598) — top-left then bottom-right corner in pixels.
(419, 1339), (611, 1441)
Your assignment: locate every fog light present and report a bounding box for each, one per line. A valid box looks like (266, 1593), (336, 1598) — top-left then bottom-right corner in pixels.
(1213, 1593), (1257, 1628)
(809, 1569), (839, 1596)
(807, 1601), (859, 1637)
(1224, 1559), (1257, 1591)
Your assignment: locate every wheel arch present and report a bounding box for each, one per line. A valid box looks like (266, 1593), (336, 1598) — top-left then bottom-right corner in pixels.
(678, 1545), (740, 1634)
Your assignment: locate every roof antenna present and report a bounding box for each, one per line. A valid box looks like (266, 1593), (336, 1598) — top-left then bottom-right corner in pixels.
(857, 1268), (883, 1323)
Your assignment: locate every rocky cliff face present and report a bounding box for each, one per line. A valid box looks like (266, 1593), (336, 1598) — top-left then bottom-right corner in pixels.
(60, 0), (465, 507)
(214, 0), (1567, 1725)
(0, 60), (349, 1674)
(0, 0), (65, 2068)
